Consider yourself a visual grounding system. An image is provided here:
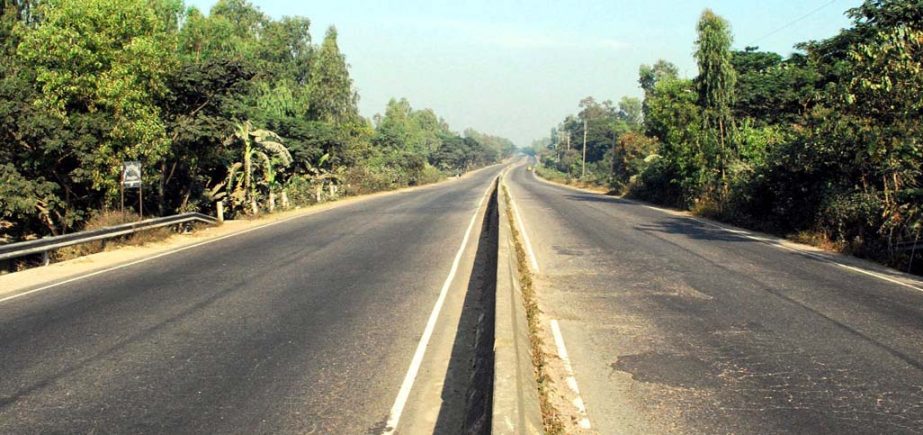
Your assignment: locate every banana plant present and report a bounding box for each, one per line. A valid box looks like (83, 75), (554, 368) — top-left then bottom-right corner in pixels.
(209, 121), (292, 215)
(303, 153), (345, 203)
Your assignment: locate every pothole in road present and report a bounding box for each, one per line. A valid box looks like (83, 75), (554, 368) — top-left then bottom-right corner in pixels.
(612, 352), (722, 389)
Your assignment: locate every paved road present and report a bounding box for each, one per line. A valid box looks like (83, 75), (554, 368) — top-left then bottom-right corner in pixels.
(0, 166), (503, 434)
(505, 163), (923, 434)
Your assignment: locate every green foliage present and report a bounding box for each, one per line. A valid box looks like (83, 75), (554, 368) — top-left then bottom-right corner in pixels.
(732, 50), (819, 125)
(536, 2), (921, 272)
(18, 0), (177, 199)
(694, 9), (737, 195)
(307, 27), (357, 124)
(622, 1), (923, 272)
(0, 0), (511, 245)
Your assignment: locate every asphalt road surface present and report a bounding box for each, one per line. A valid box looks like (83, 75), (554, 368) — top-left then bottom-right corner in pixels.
(0, 165), (503, 434)
(505, 163), (923, 434)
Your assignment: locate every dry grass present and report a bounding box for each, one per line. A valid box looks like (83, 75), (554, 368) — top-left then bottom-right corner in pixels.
(502, 185), (566, 434)
(790, 229), (846, 252)
(533, 165), (610, 193)
(52, 211), (182, 263)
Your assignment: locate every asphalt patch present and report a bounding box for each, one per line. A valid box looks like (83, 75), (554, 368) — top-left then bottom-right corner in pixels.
(612, 352), (722, 389)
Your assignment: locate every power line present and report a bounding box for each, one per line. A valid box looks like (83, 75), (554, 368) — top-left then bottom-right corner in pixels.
(751, 0), (841, 45)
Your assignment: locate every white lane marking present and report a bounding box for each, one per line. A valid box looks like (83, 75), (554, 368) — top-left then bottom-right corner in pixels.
(503, 173), (541, 273)
(0, 213), (316, 305)
(534, 174), (923, 294)
(684, 216), (923, 293)
(0, 172), (502, 306)
(550, 319), (591, 429)
(382, 177), (496, 435)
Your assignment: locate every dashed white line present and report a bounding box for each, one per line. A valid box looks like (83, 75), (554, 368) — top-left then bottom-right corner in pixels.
(381, 177), (496, 435)
(550, 319), (592, 429)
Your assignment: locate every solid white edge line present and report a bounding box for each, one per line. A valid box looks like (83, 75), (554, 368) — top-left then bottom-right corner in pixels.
(693, 218), (923, 293)
(0, 166), (510, 306)
(550, 319), (592, 429)
(531, 166), (923, 294)
(0, 214), (313, 305)
(502, 169), (541, 273)
(381, 176), (496, 435)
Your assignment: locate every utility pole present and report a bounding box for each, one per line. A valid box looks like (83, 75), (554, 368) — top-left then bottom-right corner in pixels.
(582, 119), (588, 179)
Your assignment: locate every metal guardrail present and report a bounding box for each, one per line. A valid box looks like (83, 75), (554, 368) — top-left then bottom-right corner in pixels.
(0, 212), (217, 263)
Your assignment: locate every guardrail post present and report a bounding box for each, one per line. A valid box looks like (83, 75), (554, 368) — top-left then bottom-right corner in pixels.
(216, 201), (224, 224)
(41, 250), (50, 267)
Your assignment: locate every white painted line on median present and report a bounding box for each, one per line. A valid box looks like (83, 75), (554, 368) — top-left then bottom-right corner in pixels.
(550, 319), (592, 429)
(382, 177), (496, 435)
(502, 174), (541, 273)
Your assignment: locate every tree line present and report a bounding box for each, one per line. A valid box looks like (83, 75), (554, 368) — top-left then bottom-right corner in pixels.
(0, 0), (515, 243)
(536, 0), (922, 273)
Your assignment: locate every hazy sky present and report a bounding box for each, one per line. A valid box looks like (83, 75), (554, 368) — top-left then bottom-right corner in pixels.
(187, 0), (861, 145)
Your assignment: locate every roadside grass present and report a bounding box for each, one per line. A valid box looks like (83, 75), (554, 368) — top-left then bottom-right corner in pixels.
(502, 184), (566, 435)
(533, 164), (610, 192)
(54, 211), (180, 262)
(8, 211), (191, 272)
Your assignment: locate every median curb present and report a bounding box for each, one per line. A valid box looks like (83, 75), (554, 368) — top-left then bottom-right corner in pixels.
(491, 175), (543, 434)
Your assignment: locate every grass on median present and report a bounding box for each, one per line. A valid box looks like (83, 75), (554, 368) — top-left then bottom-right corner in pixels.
(502, 184), (566, 435)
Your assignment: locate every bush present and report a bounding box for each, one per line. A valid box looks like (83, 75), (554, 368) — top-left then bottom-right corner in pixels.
(628, 154), (686, 208)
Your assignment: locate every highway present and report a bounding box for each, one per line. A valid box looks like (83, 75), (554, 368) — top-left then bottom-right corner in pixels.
(504, 163), (923, 434)
(0, 165), (503, 434)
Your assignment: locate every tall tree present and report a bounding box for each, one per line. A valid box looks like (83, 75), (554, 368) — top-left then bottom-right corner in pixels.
(307, 26), (358, 124)
(694, 9), (737, 192)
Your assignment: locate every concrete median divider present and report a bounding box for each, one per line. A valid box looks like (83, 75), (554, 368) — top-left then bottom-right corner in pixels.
(491, 178), (544, 434)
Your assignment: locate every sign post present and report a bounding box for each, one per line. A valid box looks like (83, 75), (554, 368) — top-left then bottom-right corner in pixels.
(122, 161), (142, 220)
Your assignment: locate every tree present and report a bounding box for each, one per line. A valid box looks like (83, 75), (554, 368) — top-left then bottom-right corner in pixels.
(618, 97), (643, 129)
(639, 60), (679, 95)
(18, 0), (178, 203)
(639, 60), (680, 135)
(841, 0), (923, 250)
(258, 16), (312, 84)
(160, 58), (255, 213)
(732, 49), (818, 124)
(307, 26), (358, 124)
(694, 9), (737, 194)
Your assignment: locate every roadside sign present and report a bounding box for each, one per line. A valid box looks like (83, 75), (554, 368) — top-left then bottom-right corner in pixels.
(123, 161), (142, 189)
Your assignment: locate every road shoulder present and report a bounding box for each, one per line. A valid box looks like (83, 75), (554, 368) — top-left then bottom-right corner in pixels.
(530, 166), (923, 292)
